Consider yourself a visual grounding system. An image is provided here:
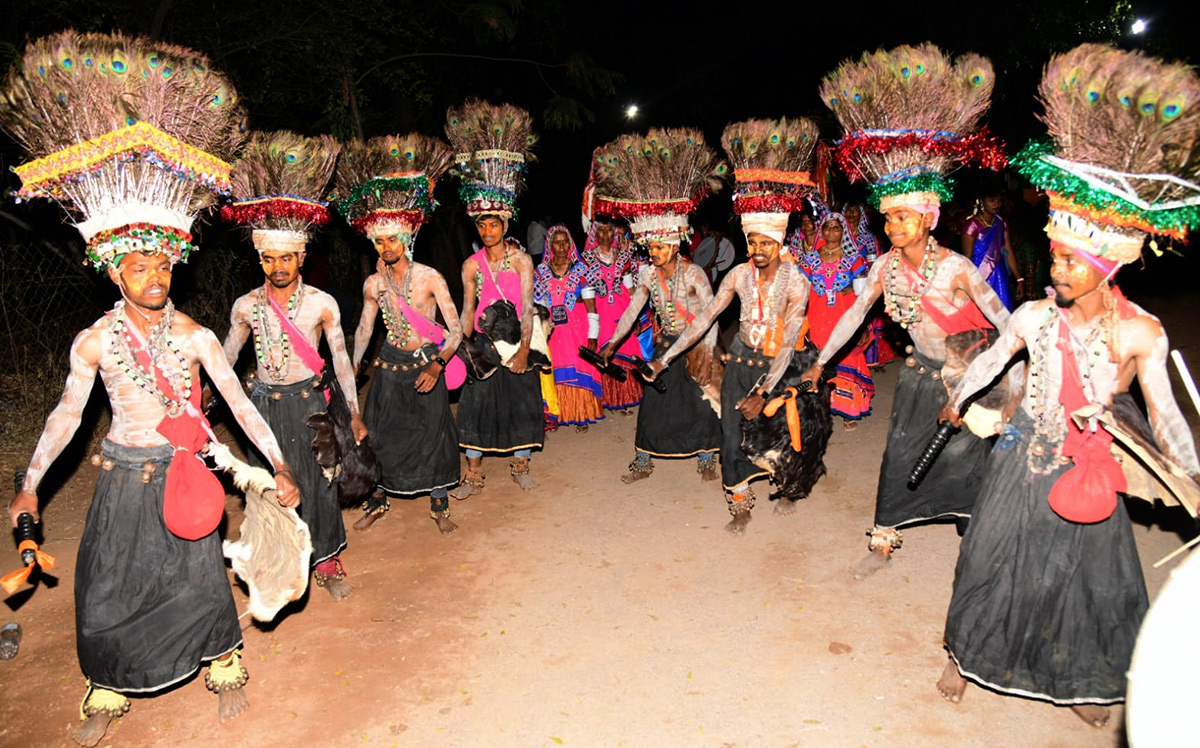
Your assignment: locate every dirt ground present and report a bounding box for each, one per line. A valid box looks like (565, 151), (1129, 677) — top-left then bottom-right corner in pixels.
(2, 292), (1199, 748)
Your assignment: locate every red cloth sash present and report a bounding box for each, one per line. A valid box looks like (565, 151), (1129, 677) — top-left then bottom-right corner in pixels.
(1046, 314), (1126, 523)
(919, 296), (993, 335)
(125, 319), (225, 540)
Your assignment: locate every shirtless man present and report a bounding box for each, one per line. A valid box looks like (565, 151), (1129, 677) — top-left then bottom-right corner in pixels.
(353, 226), (462, 532)
(221, 243), (365, 598)
(802, 201), (1009, 576)
(935, 240), (1200, 727)
(451, 215), (544, 497)
(646, 226), (811, 533)
(9, 250), (299, 747)
(600, 235), (721, 488)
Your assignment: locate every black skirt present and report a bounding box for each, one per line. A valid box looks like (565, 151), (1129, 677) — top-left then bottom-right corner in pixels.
(76, 440), (242, 692)
(247, 376), (346, 564)
(874, 351), (990, 527)
(635, 337), (721, 458)
(457, 353), (545, 453)
(721, 338), (773, 489)
(363, 344), (460, 494)
(944, 409), (1148, 704)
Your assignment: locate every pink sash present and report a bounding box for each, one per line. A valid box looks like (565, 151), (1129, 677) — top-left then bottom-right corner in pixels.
(267, 290), (331, 403)
(392, 293), (466, 389)
(473, 248), (524, 333)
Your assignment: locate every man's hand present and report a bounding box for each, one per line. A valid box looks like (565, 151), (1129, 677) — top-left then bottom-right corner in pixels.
(644, 359), (666, 382)
(508, 347), (530, 375)
(415, 361), (443, 393)
(598, 342), (616, 367)
(587, 338), (598, 352)
(350, 413), (369, 444)
(694, 351), (713, 387)
(736, 393), (766, 421)
(273, 470), (300, 508)
(201, 384), (215, 414)
(9, 490), (38, 526)
(800, 362), (823, 389)
(938, 401), (964, 428)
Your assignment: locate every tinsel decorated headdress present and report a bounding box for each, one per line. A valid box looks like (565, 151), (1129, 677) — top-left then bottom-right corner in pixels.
(1010, 44), (1200, 268)
(444, 100), (536, 221)
(722, 118), (820, 245)
(333, 133), (453, 246)
(0, 31), (246, 269)
(820, 43), (1005, 224)
(221, 131), (340, 255)
(592, 128), (727, 245)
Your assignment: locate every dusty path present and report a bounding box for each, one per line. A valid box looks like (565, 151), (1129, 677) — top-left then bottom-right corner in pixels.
(3, 293), (1198, 748)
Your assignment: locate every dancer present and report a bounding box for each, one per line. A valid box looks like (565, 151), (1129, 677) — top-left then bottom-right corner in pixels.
(221, 132), (360, 594)
(341, 134), (463, 532)
(595, 128), (724, 485)
(937, 43), (1200, 727)
(795, 211), (874, 428)
(445, 101), (544, 497)
(647, 118), (830, 532)
(961, 180), (1018, 309)
(1, 32), (298, 746)
(806, 44), (1011, 577)
(535, 225), (604, 430)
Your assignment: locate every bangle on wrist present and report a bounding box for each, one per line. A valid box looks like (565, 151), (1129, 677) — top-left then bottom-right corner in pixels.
(433, 355), (447, 367)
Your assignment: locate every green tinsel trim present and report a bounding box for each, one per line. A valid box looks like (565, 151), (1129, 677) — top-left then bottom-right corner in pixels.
(867, 172), (955, 209)
(459, 183), (519, 220)
(335, 175), (433, 219)
(1011, 140), (1200, 236)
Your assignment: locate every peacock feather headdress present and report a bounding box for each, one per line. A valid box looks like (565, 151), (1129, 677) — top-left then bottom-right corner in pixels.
(592, 128), (727, 245)
(0, 30), (246, 269)
(1010, 44), (1200, 265)
(444, 100), (536, 220)
(820, 43), (1005, 219)
(221, 131), (340, 254)
(333, 133), (453, 245)
(722, 118), (821, 244)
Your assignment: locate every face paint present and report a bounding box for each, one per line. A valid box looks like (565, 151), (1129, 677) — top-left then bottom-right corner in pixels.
(746, 233), (781, 268)
(1049, 243), (1104, 308)
(260, 249), (303, 289)
(111, 251), (173, 311)
(374, 233), (411, 265)
(883, 207), (931, 250)
(646, 240), (679, 267)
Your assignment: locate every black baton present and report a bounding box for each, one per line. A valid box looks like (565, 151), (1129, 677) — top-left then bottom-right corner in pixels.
(908, 421), (959, 489)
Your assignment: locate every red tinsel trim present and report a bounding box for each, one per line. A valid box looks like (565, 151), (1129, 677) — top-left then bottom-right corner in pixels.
(834, 127), (1008, 183)
(221, 199), (332, 227)
(733, 194), (810, 215)
(601, 186), (711, 219)
(350, 209), (427, 234)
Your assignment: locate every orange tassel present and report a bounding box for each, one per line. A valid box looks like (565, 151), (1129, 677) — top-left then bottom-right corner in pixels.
(1, 540), (55, 595)
(763, 387), (804, 452)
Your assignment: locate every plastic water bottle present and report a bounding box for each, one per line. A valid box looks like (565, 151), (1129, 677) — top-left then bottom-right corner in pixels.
(0, 623), (20, 660)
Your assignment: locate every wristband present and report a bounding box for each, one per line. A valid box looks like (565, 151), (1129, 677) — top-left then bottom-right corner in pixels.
(433, 355), (447, 367)
(587, 313), (601, 340)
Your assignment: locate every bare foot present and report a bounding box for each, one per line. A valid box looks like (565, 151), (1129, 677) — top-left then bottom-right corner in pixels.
(852, 549), (891, 580)
(352, 509), (386, 532)
(512, 473), (538, 491)
(218, 687), (249, 724)
(725, 512), (752, 535)
(698, 464), (719, 482)
(843, 419), (858, 431)
(774, 498), (798, 516)
(73, 713), (114, 747)
(936, 660), (967, 703)
(434, 515), (458, 533)
(321, 576), (354, 600)
(1070, 704), (1110, 728)
(621, 469), (651, 484)
(575, 424), (589, 433)
(620, 408), (635, 417)
(450, 482), (481, 500)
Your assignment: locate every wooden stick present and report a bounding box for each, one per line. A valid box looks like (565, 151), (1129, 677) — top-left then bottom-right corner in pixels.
(1170, 349), (1200, 419)
(1153, 534), (1200, 569)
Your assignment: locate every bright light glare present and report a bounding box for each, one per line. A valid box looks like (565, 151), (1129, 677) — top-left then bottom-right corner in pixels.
(1131, 18), (1147, 34)
(625, 104), (639, 119)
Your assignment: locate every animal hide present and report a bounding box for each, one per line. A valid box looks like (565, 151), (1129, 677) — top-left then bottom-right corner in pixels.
(207, 442), (312, 622)
(940, 328), (1018, 438)
(739, 344), (834, 502)
(457, 300), (552, 379)
(686, 344), (725, 417)
(306, 368), (382, 505)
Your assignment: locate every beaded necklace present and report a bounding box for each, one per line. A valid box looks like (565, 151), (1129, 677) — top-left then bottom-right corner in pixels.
(882, 236), (938, 329)
(1025, 306), (1111, 474)
(251, 280), (304, 381)
(379, 263), (414, 346)
(474, 245), (514, 301)
(109, 300), (192, 418)
(649, 260), (686, 335)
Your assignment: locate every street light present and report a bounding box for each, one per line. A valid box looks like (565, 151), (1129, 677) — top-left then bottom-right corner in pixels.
(625, 104), (639, 119)
(1131, 18), (1147, 34)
